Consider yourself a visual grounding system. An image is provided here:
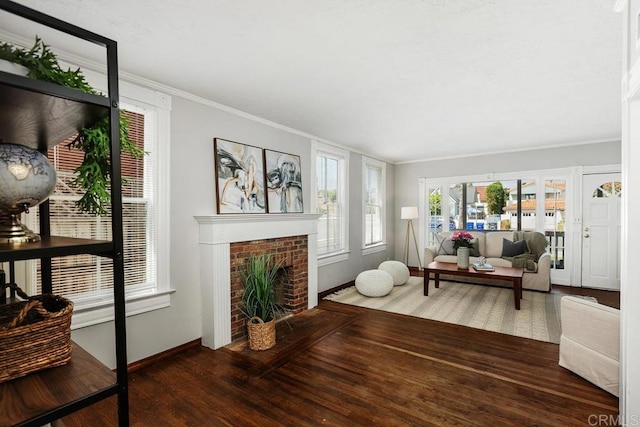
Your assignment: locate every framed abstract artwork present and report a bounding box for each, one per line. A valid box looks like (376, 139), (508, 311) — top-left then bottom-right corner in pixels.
(214, 138), (266, 213)
(264, 149), (303, 213)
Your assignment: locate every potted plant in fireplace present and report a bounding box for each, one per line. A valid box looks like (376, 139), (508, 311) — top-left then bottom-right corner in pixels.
(238, 254), (285, 351)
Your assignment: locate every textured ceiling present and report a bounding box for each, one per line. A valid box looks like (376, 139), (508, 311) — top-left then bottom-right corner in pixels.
(2, 0), (622, 163)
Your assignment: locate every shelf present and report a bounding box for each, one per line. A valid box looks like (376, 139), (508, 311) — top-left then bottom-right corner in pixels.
(0, 236), (114, 262)
(0, 342), (117, 427)
(1, 2), (128, 424)
(0, 71), (110, 151)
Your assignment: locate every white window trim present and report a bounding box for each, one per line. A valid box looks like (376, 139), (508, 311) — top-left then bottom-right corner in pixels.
(23, 76), (174, 329)
(362, 156), (386, 255)
(311, 140), (350, 264)
(362, 245), (386, 256)
(318, 251), (351, 266)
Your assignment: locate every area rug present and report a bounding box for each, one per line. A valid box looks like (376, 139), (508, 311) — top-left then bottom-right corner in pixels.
(324, 277), (594, 344)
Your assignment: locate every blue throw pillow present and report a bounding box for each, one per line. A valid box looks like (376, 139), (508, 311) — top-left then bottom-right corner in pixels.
(502, 238), (526, 257)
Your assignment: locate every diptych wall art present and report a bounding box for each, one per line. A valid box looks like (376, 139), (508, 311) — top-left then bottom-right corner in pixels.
(213, 138), (304, 214)
(214, 138), (266, 214)
(264, 149), (303, 213)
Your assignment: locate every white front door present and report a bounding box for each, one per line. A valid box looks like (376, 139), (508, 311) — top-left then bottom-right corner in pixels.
(581, 173), (621, 290)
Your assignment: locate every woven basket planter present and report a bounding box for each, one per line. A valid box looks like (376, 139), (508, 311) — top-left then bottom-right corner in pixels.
(247, 317), (276, 351)
(0, 292), (74, 383)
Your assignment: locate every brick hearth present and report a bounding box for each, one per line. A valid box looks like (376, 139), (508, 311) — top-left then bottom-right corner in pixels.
(229, 236), (308, 341)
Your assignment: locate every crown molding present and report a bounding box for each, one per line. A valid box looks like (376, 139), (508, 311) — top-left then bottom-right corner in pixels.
(396, 138), (621, 165)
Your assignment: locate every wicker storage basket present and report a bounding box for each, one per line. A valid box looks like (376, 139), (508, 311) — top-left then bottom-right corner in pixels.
(247, 317), (276, 351)
(0, 290), (74, 383)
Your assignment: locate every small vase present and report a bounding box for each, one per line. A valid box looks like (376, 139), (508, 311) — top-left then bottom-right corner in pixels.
(457, 247), (470, 269)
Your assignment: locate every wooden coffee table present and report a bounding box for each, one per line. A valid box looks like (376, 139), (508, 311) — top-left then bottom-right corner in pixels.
(424, 261), (524, 310)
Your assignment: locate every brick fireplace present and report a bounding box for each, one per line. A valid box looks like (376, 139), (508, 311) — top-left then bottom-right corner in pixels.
(229, 235), (308, 341)
(195, 214), (321, 349)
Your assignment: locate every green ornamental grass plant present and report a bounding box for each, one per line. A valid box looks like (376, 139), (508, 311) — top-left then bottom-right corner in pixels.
(238, 254), (285, 322)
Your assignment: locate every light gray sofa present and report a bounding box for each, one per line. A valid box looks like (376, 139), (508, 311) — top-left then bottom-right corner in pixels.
(423, 230), (551, 292)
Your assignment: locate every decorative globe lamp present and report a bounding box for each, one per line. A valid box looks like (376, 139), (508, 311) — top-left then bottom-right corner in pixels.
(0, 143), (57, 243)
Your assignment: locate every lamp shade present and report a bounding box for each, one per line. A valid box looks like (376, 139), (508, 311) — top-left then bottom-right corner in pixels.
(401, 206), (419, 220)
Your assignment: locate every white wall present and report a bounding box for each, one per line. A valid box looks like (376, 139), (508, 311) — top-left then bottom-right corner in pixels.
(628, 0), (640, 69)
(621, 0), (640, 420)
(621, 96), (640, 423)
(393, 141), (621, 264)
(73, 93), (395, 366)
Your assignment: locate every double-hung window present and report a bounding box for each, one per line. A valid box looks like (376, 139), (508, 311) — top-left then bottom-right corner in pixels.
(25, 84), (171, 328)
(362, 156), (386, 254)
(312, 141), (349, 265)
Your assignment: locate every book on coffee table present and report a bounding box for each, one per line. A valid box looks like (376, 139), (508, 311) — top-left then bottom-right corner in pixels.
(473, 263), (495, 272)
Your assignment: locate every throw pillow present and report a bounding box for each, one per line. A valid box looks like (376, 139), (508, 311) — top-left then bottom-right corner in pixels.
(501, 238), (526, 257)
(436, 235), (455, 255)
(469, 238), (481, 257)
(524, 231), (549, 260)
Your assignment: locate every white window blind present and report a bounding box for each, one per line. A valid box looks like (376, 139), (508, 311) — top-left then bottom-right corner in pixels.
(313, 143), (349, 260)
(31, 106), (157, 300)
(363, 157), (385, 247)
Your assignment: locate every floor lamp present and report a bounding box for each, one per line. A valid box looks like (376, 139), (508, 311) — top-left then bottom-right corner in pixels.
(401, 206), (422, 270)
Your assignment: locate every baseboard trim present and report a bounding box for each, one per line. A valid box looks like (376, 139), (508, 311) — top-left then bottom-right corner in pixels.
(318, 280), (355, 300)
(318, 269), (423, 300)
(408, 266), (423, 276)
(127, 338), (202, 373)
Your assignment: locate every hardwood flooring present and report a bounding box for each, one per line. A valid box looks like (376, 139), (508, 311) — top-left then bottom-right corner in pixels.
(62, 292), (618, 426)
(551, 284), (620, 309)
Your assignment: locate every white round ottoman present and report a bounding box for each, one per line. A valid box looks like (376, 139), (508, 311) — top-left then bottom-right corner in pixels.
(355, 269), (394, 297)
(378, 260), (410, 286)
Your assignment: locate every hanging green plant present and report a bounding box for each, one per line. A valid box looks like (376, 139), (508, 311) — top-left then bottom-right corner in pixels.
(0, 37), (145, 215)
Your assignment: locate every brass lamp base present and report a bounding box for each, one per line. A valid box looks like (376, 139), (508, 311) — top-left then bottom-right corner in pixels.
(0, 213), (40, 243)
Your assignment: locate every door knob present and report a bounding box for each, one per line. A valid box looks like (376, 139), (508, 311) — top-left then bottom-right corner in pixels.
(584, 234), (590, 238)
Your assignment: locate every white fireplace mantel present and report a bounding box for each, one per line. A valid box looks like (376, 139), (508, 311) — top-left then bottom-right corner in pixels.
(195, 213), (321, 349)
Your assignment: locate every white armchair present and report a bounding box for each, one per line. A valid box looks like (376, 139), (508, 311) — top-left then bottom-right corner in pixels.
(559, 296), (620, 397)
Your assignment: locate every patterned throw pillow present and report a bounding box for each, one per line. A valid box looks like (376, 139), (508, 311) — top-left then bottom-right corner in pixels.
(501, 238), (526, 257)
(436, 234), (456, 255)
(525, 232), (549, 260)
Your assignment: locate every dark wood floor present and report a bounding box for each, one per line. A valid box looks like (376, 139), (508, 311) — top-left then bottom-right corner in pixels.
(551, 284), (620, 309)
(62, 291), (619, 426)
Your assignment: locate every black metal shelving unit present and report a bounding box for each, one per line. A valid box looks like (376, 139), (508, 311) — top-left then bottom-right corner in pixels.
(0, 1), (129, 425)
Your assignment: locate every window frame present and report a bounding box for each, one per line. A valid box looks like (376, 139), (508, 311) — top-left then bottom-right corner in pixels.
(362, 156), (386, 255)
(419, 167), (576, 285)
(311, 141), (350, 266)
(23, 79), (173, 329)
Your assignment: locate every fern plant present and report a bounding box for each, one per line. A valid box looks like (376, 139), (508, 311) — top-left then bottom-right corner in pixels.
(0, 37), (145, 215)
(238, 254), (285, 322)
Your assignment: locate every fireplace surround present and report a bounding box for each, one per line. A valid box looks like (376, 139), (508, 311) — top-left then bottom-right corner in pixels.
(195, 214), (321, 349)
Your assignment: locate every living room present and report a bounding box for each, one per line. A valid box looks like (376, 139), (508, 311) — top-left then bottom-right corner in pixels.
(1, 0), (639, 425)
